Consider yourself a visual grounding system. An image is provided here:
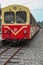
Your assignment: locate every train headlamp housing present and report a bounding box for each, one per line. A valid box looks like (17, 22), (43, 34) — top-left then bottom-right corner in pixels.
(14, 28), (17, 32)
(23, 30), (27, 34)
(14, 6), (17, 10)
(4, 30), (7, 34)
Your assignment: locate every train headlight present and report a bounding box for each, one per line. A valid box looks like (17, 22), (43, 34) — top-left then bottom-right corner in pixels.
(4, 30), (7, 34)
(23, 30), (27, 34)
(14, 28), (17, 32)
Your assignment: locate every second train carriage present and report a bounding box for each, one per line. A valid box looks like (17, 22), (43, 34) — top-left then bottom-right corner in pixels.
(2, 5), (39, 45)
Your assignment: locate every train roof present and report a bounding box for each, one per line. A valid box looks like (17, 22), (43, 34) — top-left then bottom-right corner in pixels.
(2, 5), (30, 12)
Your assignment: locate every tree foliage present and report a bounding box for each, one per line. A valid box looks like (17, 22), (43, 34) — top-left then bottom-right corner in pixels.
(38, 21), (43, 26)
(38, 21), (43, 28)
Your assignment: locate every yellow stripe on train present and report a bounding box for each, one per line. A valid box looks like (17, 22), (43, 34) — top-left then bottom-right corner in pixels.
(4, 26), (27, 35)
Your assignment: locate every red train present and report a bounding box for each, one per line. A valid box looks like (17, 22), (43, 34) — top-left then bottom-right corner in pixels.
(2, 5), (39, 45)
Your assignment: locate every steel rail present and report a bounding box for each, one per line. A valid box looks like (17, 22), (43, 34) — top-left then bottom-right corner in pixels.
(3, 47), (22, 65)
(0, 46), (11, 55)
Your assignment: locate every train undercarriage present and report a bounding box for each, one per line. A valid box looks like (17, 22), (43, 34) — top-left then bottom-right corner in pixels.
(2, 38), (27, 46)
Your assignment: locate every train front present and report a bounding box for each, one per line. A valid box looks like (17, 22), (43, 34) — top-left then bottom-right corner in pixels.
(2, 5), (30, 45)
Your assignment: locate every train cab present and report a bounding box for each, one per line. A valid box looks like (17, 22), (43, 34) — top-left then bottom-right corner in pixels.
(2, 5), (39, 46)
(2, 5), (31, 45)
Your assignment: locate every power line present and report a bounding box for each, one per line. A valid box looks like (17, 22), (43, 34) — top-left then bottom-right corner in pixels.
(31, 9), (43, 11)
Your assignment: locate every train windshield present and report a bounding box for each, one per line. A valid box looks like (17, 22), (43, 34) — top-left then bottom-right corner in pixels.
(16, 11), (26, 23)
(4, 12), (14, 24)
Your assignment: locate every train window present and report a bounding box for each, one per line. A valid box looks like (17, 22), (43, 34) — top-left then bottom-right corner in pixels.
(4, 12), (14, 24)
(16, 11), (26, 23)
(30, 14), (36, 26)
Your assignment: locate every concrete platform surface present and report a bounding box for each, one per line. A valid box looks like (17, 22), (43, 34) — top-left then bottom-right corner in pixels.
(0, 33), (2, 41)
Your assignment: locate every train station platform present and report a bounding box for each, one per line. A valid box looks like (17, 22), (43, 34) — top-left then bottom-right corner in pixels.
(0, 33), (3, 48)
(0, 37), (2, 41)
(0, 33), (2, 41)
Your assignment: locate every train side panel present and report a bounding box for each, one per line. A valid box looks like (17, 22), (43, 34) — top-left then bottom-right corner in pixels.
(29, 13), (39, 39)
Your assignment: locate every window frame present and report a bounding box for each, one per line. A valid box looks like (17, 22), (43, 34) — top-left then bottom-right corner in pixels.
(16, 11), (27, 24)
(4, 11), (15, 24)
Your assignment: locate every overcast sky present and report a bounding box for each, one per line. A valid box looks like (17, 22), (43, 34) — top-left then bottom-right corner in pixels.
(0, 0), (43, 22)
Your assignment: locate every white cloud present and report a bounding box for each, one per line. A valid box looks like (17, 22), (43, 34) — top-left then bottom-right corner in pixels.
(0, 0), (43, 21)
(0, 0), (43, 9)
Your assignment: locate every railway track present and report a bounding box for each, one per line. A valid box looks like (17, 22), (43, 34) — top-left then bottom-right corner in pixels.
(0, 46), (22, 65)
(0, 46), (11, 55)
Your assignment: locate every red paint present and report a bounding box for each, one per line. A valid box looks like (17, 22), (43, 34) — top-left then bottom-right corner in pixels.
(2, 25), (31, 40)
